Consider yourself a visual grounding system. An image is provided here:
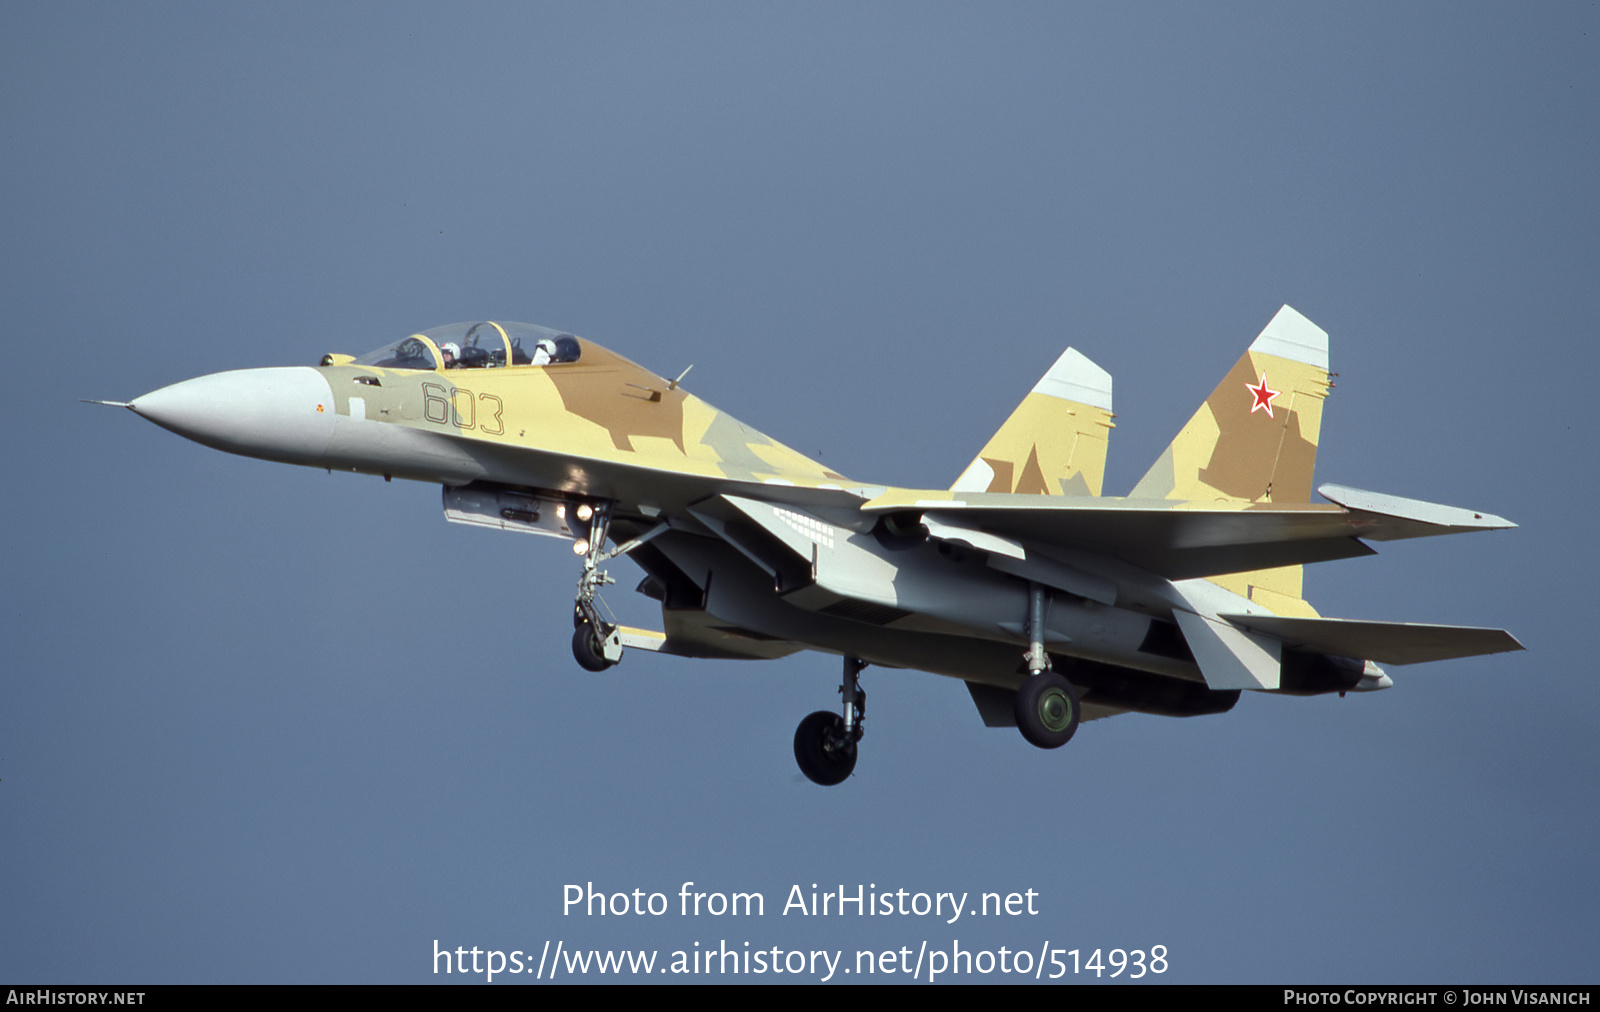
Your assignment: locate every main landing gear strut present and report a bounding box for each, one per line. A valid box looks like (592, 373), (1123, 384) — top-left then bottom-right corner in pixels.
(1014, 581), (1081, 749)
(794, 655), (866, 786)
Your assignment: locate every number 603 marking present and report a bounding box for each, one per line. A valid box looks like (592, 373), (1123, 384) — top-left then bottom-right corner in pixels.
(422, 383), (504, 436)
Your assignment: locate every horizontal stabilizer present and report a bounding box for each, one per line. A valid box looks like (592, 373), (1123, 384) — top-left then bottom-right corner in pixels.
(1317, 484), (1515, 540)
(1219, 615), (1524, 665)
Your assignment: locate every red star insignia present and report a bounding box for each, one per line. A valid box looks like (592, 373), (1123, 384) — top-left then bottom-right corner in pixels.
(1246, 372), (1280, 417)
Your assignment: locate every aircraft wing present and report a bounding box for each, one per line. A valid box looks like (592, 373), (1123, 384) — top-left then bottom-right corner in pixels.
(858, 484), (1514, 580)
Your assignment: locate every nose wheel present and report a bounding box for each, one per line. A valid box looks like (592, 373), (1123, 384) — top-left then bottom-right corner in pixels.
(794, 656), (866, 786)
(572, 621), (622, 672)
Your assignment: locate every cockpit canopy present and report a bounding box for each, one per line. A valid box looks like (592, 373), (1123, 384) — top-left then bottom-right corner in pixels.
(351, 322), (583, 371)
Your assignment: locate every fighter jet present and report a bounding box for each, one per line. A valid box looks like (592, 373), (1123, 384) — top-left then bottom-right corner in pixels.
(102, 307), (1521, 785)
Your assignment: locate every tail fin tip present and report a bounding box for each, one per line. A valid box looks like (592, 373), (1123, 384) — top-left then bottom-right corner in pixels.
(1033, 347), (1113, 412)
(1249, 304), (1328, 370)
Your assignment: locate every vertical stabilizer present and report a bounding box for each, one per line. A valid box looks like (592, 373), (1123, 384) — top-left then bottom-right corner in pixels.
(1131, 306), (1332, 613)
(951, 347), (1114, 496)
(1130, 305), (1330, 505)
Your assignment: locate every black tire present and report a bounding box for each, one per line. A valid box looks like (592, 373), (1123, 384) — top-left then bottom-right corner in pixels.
(572, 624), (615, 672)
(1014, 671), (1080, 749)
(794, 710), (857, 786)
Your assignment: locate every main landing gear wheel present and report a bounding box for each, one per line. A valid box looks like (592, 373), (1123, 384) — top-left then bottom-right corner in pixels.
(794, 710), (857, 786)
(794, 655), (866, 786)
(1015, 670), (1081, 749)
(572, 623), (618, 672)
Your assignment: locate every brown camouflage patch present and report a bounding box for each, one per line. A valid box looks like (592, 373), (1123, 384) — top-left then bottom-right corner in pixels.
(1197, 356), (1318, 502)
(545, 341), (687, 453)
(1014, 446), (1051, 495)
(982, 457), (1015, 494)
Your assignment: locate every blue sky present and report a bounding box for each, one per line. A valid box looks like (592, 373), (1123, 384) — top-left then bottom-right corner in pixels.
(3, 3), (1596, 983)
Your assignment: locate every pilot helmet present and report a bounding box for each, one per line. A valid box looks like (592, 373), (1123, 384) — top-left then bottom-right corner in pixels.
(439, 342), (460, 363)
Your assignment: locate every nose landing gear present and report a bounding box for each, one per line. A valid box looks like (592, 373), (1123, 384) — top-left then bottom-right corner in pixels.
(571, 501), (622, 671)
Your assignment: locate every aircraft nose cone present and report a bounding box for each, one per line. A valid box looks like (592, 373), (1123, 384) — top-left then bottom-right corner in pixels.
(131, 367), (336, 465)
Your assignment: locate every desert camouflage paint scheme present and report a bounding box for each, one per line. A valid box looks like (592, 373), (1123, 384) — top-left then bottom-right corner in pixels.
(111, 308), (1522, 784)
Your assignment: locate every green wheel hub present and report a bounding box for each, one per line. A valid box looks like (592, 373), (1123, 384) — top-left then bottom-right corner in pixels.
(1038, 686), (1075, 732)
